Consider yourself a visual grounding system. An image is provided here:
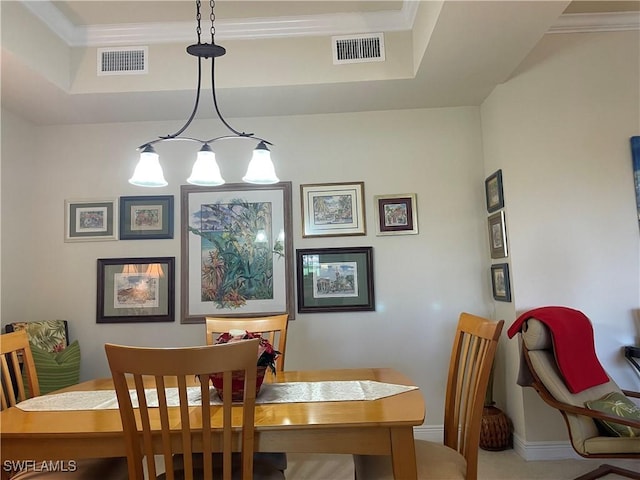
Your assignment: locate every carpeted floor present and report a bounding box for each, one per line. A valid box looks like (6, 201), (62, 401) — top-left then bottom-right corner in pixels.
(284, 450), (639, 479)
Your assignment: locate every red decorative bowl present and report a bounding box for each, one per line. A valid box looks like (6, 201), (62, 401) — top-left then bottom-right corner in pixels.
(209, 366), (267, 402)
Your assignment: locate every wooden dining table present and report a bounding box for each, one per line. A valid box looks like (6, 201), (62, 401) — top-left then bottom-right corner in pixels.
(0, 367), (425, 479)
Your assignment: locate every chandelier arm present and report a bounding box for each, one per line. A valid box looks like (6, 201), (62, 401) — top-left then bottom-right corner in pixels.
(203, 135), (273, 146)
(137, 137), (206, 150)
(164, 57), (205, 139)
(210, 56), (253, 138)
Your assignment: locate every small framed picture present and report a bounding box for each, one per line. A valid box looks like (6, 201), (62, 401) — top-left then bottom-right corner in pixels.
(64, 199), (117, 242)
(485, 169), (504, 213)
(488, 211), (508, 259)
(296, 247), (375, 313)
(119, 195), (174, 240)
(97, 257), (175, 323)
(300, 182), (366, 237)
(374, 194), (418, 236)
(491, 263), (511, 302)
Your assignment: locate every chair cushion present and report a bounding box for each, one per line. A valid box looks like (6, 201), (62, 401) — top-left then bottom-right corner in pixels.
(353, 440), (466, 479)
(24, 340), (81, 395)
(585, 392), (640, 437)
(8, 320), (68, 353)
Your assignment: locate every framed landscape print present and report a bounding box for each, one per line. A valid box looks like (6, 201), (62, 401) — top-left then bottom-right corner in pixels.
(296, 247), (375, 313)
(488, 210), (508, 259)
(64, 199), (117, 242)
(300, 182), (366, 237)
(485, 169), (504, 213)
(119, 195), (173, 240)
(491, 263), (512, 302)
(97, 257), (175, 323)
(374, 193), (418, 235)
(181, 182), (294, 323)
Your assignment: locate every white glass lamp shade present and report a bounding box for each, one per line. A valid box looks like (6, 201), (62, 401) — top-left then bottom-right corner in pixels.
(242, 141), (279, 184)
(129, 145), (168, 187)
(187, 144), (225, 186)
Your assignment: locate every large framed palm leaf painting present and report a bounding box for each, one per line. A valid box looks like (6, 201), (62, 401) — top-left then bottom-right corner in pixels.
(181, 183), (294, 323)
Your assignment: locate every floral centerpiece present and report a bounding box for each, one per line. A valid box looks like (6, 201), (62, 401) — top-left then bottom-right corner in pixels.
(209, 329), (280, 401)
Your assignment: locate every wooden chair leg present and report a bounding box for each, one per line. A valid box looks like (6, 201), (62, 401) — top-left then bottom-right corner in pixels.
(574, 463), (640, 480)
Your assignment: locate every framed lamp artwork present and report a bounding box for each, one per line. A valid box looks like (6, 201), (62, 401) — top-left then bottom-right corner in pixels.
(374, 193), (418, 236)
(64, 199), (117, 242)
(119, 195), (174, 240)
(300, 182), (366, 237)
(97, 257), (175, 323)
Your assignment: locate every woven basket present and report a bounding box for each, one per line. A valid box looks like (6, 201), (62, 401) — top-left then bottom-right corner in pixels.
(209, 366), (266, 402)
(479, 405), (512, 451)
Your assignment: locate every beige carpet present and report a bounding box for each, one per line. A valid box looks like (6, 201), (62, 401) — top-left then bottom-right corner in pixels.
(284, 450), (639, 479)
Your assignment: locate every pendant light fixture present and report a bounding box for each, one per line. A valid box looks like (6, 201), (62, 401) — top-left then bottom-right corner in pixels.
(129, 0), (279, 188)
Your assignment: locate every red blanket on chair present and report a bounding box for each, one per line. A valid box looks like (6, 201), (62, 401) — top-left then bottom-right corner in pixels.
(507, 306), (609, 393)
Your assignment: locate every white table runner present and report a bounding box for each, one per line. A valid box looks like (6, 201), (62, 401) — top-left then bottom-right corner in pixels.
(16, 381), (418, 411)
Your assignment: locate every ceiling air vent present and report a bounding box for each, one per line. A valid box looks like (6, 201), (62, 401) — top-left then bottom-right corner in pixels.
(332, 33), (385, 65)
(98, 47), (148, 76)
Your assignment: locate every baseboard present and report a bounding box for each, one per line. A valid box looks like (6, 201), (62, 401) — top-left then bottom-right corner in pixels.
(413, 427), (581, 461)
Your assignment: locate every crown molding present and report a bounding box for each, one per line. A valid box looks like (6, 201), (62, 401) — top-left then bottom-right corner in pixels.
(19, 1), (638, 48)
(549, 11), (640, 33)
(20, 0), (418, 47)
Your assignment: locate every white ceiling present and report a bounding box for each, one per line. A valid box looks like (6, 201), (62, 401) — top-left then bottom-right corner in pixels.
(2, 1), (639, 126)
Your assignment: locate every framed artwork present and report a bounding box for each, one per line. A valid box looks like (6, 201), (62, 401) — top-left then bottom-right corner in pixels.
(296, 247), (375, 313)
(181, 182), (294, 323)
(374, 193), (418, 236)
(97, 257), (175, 323)
(631, 136), (640, 228)
(491, 263), (512, 302)
(64, 199), (117, 242)
(485, 169), (504, 213)
(488, 211), (508, 259)
(119, 195), (174, 240)
(300, 182), (366, 237)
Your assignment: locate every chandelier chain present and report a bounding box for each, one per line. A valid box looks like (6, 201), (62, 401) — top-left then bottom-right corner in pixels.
(195, 0), (202, 43)
(210, 0), (216, 42)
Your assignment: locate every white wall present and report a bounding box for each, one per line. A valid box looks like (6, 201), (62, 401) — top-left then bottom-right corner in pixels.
(481, 29), (640, 451)
(0, 106), (490, 426)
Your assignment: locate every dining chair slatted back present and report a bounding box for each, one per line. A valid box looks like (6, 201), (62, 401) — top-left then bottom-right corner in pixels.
(205, 315), (289, 371)
(444, 313), (504, 479)
(354, 312), (504, 480)
(1, 330), (40, 410)
(105, 339), (261, 480)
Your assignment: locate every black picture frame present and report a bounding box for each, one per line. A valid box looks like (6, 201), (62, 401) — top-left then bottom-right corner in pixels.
(488, 211), (508, 259)
(491, 263), (511, 302)
(374, 193), (418, 236)
(97, 257), (175, 323)
(296, 247), (375, 313)
(485, 169), (504, 213)
(119, 195), (174, 240)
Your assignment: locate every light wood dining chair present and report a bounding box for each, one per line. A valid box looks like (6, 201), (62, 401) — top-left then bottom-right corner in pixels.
(205, 314), (289, 372)
(105, 339), (285, 480)
(353, 313), (504, 480)
(1, 330), (127, 480)
(1, 330), (40, 409)
(205, 314), (289, 474)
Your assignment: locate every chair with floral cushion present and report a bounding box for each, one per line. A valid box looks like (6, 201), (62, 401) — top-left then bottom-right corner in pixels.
(510, 308), (640, 480)
(5, 320), (80, 394)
